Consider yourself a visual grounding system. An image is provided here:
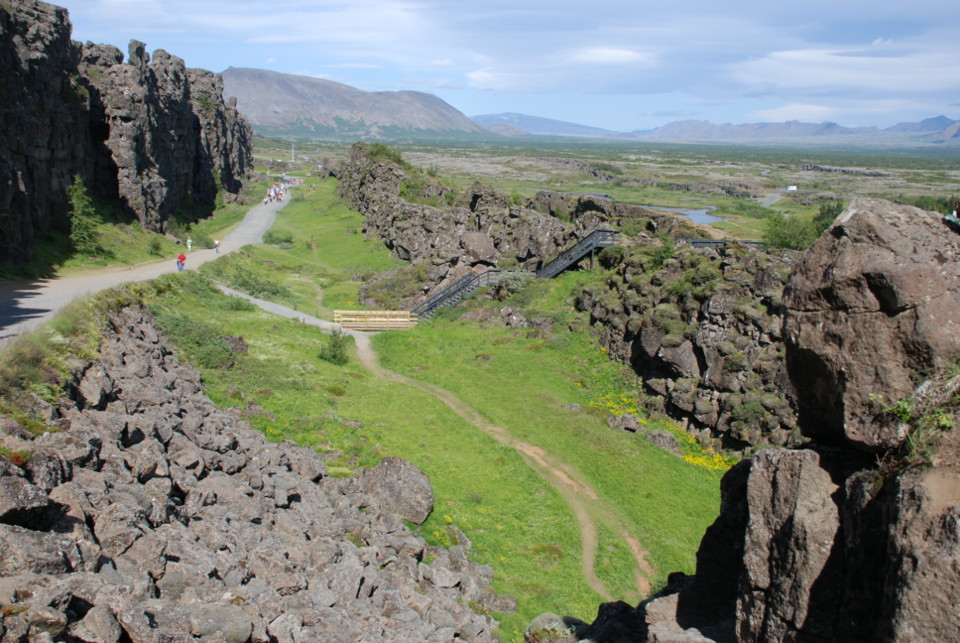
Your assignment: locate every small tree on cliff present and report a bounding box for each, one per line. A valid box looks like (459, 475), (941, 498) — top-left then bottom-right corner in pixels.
(67, 175), (100, 253)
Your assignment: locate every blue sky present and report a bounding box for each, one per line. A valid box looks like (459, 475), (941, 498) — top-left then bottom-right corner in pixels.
(64, 0), (960, 131)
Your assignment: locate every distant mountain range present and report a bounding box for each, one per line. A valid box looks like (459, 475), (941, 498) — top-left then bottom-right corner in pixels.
(472, 113), (960, 144)
(217, 67), (958, 145)
(221, 68), (487, 139)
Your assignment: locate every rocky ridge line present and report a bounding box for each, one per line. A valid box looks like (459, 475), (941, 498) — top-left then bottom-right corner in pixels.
(1, 0), (252, 265)
(0, 304), (508, 643)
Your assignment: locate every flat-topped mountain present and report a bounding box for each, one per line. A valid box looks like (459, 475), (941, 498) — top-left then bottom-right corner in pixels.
(221, 68), (487, 139)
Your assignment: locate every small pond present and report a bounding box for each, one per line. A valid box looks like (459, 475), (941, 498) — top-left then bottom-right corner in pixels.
(642, 205), (729, 225)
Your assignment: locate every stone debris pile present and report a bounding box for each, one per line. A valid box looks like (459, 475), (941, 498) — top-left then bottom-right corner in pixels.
(0, 306), (507, 643)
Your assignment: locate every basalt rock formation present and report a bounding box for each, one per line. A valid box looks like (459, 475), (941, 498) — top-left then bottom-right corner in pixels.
(335, 143), (710, 310)
(526, 198), (960, 643)
(577, 241), (800, 450)
(336, 143), (574, 306)
(0, 0), (252, 265)
(783, 197), (960, 452)
(0, 305), (506, 643)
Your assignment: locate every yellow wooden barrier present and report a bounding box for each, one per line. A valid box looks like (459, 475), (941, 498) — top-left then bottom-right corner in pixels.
(333, 310), (418, 331)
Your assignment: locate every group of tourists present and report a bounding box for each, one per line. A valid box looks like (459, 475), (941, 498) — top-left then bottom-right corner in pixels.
(263, 175), (306, 205)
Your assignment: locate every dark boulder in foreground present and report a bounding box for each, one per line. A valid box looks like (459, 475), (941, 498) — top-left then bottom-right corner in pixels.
(783, 197), (960, 452)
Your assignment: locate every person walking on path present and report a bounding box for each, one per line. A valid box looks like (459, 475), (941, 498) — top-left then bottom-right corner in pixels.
(215, 239), (220, 253)
(187, 237), (193, 252)
(177, 253), (186, 272)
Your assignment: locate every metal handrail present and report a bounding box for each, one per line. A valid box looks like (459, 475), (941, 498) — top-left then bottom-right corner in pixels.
(537, 229), (618, 280)
(411, 268), (502, 317)
(409, 229), (618, 317)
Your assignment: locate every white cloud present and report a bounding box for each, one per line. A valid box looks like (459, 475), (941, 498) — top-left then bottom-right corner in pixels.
(430, 59), (458, 67)
(732, 34), (960, 95)
(326, 63), (382, 68)
(266, 58), (276, 63)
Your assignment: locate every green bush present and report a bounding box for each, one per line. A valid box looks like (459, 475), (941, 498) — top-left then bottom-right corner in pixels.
(67, 176), (100, 253)
(224, 267), (293, 300)
(263, 230), (294, 245)
(732, 399), (765, 423)
(192, 232), (214, 249)
(762, 213), (818, 250)
(148, 236), (163, 256)
(319, 330), (351, 366)
(619, 219), (647, 237)
(650, 234), (675, 268)
(509, 189), (523, 206)
(366, 142), (408, 168)
(812, 199), (845, 236)
(152, 310), (232, 368)
(495, 271), (533, 296)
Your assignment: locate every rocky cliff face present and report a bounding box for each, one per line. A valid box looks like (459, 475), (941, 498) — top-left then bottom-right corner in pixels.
(0, 305), (506, 643)
(529, 198), (960, 643)
(0, 0), (252, 265)
(578, 242), (800, 450)
(336, 143), (577, 306)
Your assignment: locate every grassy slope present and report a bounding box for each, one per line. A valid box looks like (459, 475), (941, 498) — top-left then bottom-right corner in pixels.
(374, 273), (728, 583)
(198, 179), (404, 318)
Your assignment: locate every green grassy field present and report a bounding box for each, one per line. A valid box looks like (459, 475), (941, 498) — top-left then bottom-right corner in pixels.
(197, 179), (405, 318)
(137, 273), (608, 639)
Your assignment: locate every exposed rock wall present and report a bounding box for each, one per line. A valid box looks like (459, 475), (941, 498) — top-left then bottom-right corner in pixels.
(577, 243), (800, 449)
(0, 0), (253, 264)
(783, 197), (960, 452)
(0, 305), (506, 643)
(336, 143), (576, 306)
(0, 0), (92, 264)
(528, 198), (960, 643)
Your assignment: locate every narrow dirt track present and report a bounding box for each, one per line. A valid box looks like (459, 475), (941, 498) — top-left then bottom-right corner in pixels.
(208, 288), (656, 599)
(352, 337), (655, 599)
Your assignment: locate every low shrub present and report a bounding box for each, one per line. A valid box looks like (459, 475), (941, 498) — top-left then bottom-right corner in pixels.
(152, 310), (233, 368)
(319, 330), (351, 366)
(263, 230), (294, 245)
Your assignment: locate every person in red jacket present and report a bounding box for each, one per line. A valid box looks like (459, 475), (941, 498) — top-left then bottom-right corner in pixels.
(177, 253), (186, 272)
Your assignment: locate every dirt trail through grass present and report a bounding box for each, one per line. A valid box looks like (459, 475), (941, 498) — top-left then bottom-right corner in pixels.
(211, 285), (654, 599)
(352, 338), (655, 598)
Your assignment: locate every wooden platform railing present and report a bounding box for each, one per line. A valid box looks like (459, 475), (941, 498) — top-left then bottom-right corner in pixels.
(334, 310), (418, 330)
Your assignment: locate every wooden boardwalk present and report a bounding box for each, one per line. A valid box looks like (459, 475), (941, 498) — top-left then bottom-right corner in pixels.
(334, 310), (418, 331)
